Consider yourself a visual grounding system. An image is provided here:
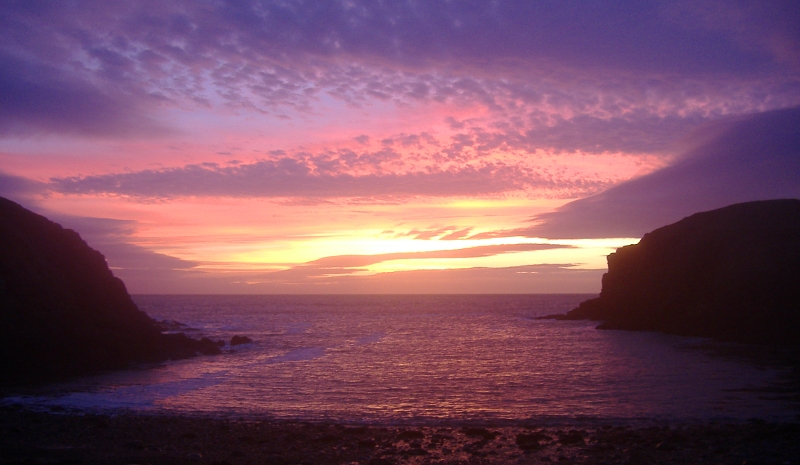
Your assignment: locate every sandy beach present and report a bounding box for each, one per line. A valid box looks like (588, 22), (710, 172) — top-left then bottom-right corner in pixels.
(2, 405), (799, 465)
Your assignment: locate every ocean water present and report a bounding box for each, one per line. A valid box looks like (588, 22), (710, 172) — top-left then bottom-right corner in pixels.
(5, 294), (798, 424)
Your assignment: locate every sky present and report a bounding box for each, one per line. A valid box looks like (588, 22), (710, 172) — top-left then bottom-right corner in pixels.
(1, 0), (799, 294)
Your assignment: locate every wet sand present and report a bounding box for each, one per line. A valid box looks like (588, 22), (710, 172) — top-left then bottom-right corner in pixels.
(1, 405), (799, 464)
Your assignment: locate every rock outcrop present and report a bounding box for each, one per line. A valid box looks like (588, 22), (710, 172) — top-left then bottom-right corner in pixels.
(230, 335), (253, 346)
(549, 199), (800, 344)
(0, 197), (220, 385)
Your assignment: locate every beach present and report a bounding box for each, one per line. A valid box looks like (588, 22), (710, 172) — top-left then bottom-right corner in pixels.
(4, 294), (800, 463)
(2, 405), (799, 465)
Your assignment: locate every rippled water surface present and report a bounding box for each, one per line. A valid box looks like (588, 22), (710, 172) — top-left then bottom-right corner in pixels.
(6, 295), (798, 424)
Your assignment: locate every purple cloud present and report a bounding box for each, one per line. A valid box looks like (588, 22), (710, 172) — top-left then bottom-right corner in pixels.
(191, 1), (799, 75)
(50, 214), (200, 272)
(48, 157), (611, 199)
(527, 107), (800, 238)
(0, 208), (201, 293)
(0, 172), (45, 205)
(0, 53), (168, 136)
(1, 1), (798, 141)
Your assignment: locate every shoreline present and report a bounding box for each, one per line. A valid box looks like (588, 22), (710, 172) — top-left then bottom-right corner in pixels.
(4, 401), (799, 429)
(2, 405), (799, 465)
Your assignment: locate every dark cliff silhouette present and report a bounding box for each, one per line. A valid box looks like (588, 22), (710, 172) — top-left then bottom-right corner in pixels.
(0, 197), (220, 385)
(546, 199), (800, 344)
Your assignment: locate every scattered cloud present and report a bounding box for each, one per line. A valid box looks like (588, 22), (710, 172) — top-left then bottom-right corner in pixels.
(1, 1), (798, 141)
(49, 158), (612, 199)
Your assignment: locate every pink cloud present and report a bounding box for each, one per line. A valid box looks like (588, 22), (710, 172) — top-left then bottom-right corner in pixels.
(48, 158), (612, 199)
(302, 243), (569, 269)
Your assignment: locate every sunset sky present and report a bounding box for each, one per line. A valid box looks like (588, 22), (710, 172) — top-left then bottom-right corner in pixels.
(1, 1), (799, 293)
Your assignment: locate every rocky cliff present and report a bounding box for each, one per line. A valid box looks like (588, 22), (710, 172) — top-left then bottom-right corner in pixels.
(551, 199), (800, 344)
(0, 197), (220, 385)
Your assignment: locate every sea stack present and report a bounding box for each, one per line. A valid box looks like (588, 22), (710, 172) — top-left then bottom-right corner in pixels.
(0, 197), (220, 385)
(553, 199), (800, 344)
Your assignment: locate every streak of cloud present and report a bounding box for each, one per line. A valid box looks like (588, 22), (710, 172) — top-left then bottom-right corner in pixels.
(135, 264), (604, 295)
(300, 243), (569, 270)
(49, 159), (611, 199)
(51, 214), (200, 273)
(0, 172), (45, 204)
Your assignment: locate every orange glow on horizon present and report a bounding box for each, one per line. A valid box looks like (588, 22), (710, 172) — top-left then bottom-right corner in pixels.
(30, 192), (638, 293)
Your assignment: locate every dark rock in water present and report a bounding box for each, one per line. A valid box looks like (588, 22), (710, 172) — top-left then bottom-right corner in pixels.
(230, 335), (253, 346)
(547, 199), (800, 344)
(156, 319), (188, 331)
(206, 337), (226, 348)
(0, 197), (221, 385)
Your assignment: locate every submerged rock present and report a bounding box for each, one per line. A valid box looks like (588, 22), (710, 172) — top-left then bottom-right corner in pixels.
(230, 335), (253, 346)
(0, 197), (220, 385)
(548, 199), (800, 344)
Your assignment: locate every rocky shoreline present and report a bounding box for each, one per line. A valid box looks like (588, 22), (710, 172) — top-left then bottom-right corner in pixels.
(1, 405), (799, 465)
(0, 197), (224, 386)
(542, 199), (800, 345)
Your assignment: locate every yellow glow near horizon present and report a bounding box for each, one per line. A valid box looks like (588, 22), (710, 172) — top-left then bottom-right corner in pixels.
(35, 194), (639, 292)
(231, 234), (542, 264)
(190, 234), (639, 275)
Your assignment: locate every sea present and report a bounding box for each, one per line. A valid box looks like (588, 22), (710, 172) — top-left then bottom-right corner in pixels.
(4, 294), (799, 425)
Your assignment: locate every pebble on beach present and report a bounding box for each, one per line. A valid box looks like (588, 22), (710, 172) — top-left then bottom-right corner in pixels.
(1, 406), (799, 465)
